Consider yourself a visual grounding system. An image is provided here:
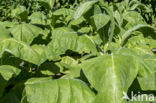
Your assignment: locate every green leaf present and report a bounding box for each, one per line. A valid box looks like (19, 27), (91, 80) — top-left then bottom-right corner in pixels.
(29, 12), (50, 25)
(74, 0), (98, 19)
(101, 6), (115, 51)
(0, 25), (11, 40)
(126, 36), (156, 55)
(0, 39), (46, 65)
(90, 13), (110, 30)
(9, 23), (43, 45)
(123, 11), (145, 29)
(11, 6), (28, 21)
(137, 55), (156, 90)
(34, 0), (55, 10)
(116, 48), (156, 90)
(53, 8), (74, 17)
(121, 24), (156, 46)
(82, 54), (145, 103)
(46, 27), (97, 61)
(0, 21), (19, 28)
(0, 65), (21, 97)
(60, 56), (81, 78)
(23, 77), (95, 103)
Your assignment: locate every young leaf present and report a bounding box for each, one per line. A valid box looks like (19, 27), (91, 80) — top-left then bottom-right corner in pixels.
(74, 0), (98, 19)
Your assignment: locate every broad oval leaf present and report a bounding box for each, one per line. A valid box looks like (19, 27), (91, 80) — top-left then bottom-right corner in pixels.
(9, 23), (43, 45)
(23, 77), (95, 103)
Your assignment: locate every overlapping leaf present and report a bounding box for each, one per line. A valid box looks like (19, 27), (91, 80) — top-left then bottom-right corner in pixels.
(46, 27), (97, 60)
(0, 39), (46, 65)
(74, 0), (98, 19)
(9, 23), (43, 45)
(0, 65), (21, 97)
(23, 78), (95, 103)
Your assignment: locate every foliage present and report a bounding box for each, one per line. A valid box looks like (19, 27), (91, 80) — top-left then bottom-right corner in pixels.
(0, 0), (156, 103)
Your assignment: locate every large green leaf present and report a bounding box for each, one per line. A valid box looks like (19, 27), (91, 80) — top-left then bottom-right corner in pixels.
(9, 23), (43, 45)
(0, 39), (46, 65)
(23, 77), (95, 103)
(82, 54), (147, 103)
(74, 0), (98, 19)
(116, 48), (153, 77)
(115, 48), (156, 90)
(46, 27), (97, 61)
(0, 65), (21, 97)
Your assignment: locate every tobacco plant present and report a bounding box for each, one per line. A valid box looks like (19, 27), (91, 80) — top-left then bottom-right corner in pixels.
(0, 0), (156, 103)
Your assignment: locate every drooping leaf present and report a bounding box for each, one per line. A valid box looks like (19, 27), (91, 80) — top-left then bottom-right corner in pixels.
(23, 77), (95, 103)
(0, 65), (21, 97)
(0, 39), (46, 65)
(46, 27), (97, 61)
(121, 24), (156, 46)
(9, 23), (43, 45)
